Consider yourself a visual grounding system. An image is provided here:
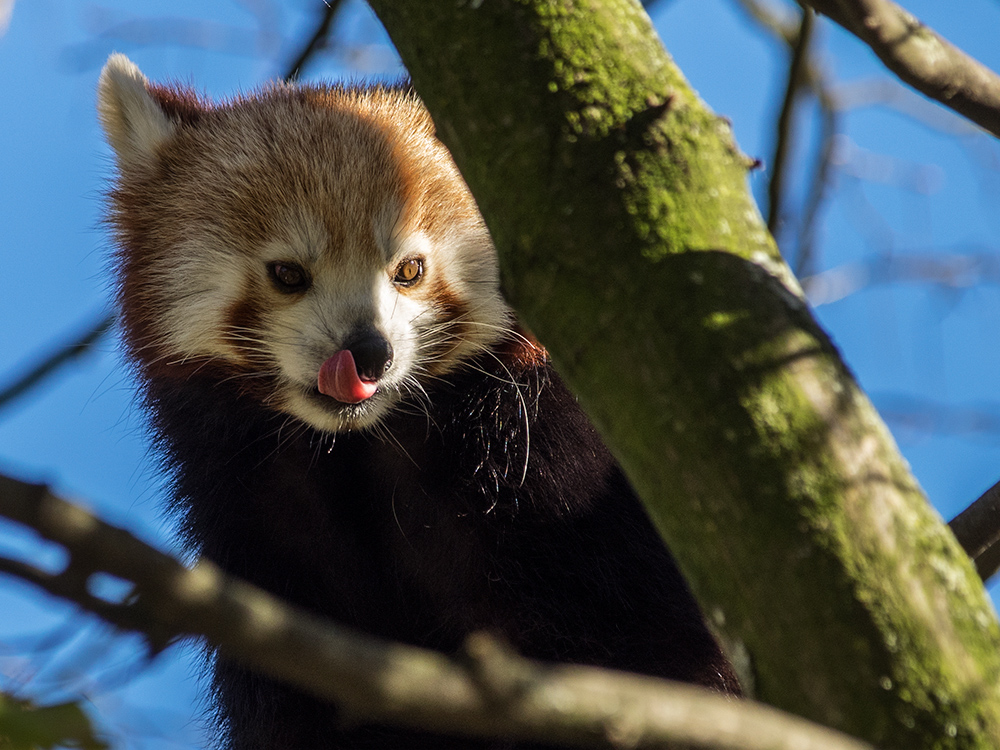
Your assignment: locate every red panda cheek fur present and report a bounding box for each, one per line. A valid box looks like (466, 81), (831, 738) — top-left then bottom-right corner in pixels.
(98, 54), (740, 750)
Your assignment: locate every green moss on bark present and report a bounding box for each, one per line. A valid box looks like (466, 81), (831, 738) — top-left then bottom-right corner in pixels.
(370, 1), (1000, 746)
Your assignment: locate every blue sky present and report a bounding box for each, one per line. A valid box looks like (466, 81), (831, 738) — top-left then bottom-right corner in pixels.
(2, 0), (1000, 747)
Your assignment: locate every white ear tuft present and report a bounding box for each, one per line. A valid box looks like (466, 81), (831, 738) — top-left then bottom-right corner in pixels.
(97, 53), (176, 172)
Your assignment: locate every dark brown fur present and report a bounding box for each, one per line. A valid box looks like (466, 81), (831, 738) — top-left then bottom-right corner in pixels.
(98, 56), (740, 749)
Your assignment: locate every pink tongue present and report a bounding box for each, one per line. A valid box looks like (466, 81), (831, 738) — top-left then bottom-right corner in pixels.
(317, 350), (378, 404)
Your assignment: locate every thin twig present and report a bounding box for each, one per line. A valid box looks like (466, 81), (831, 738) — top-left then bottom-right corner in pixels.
(281, 0), (344, 82)
(802, 250), (1000, 304)
(0, 312), (114, 416)
(794, 83), (839, 279)
(730, 0), (799, 46)
(803, 0), (1000, 139)
(731, 0), (837, 277)
(768, 7), (815, 238)
(0, 473), (875, 750)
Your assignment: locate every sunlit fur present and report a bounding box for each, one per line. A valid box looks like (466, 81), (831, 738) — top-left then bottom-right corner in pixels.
(100, 55), (739, 750)
(99, 54), (509, 433)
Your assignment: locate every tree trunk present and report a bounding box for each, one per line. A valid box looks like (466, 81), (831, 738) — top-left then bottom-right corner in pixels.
(366, 1), (1000, 747)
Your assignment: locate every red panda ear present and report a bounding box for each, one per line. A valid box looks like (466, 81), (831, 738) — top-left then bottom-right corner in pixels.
(97, 53), (176, 174)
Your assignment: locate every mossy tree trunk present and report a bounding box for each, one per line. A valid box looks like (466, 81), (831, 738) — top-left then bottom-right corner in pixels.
(365, 1), (1000, 747)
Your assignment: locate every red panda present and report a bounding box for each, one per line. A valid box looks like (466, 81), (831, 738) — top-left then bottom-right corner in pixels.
(98, 53), (739, 749)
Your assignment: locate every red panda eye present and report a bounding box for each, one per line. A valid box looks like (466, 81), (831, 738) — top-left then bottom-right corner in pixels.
(267, 261), (310, 292)
(393, 258), (423, 287)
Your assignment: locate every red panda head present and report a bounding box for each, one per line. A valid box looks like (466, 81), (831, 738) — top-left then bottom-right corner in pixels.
(98, 54), (511, 432)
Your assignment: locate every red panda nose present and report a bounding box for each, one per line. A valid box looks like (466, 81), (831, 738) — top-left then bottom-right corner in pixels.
(345, 333), (394, 382)
(318, 350), (376, 403)
(317, 333), (394, 404)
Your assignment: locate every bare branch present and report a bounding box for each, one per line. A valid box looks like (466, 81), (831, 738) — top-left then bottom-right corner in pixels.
(0, 312), (114, 416)
(802, 0), (1000, 138)
(832, 77), (980, 134)
(950, 480), (1000, 581)
(729, 0), (836, 277)
(802, 249), (1000, 304)
(973, 542), (1000, 586)
(730, 0), (799, 45)
(767, 7), (815, 238)
(0, 473), (875, 750)
(793, 83), (839, 279)
(65, 13), (266, 70)
(281, 0), (344, 81)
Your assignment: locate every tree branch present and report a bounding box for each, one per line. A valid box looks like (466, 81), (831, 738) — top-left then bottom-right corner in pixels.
(730, 0), (799, 45)
(365, 2), (1000, 745)
(802, 0), (1000, 138)
(281, 0), (344, 81)
(731, 0), (837, 278)
(767, 7), (815, 238)
(0, 311), (114, 416)
(793, 83), (838, 279)
(0, 473), (874, 750)
(950, 480), (1000, 581)
(801, 250), (1000, 304)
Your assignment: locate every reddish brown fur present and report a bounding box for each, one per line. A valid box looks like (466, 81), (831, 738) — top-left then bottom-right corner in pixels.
(111, 84), (415, 378)
(147, 83), (209, 125)
(99, 58), (740, 749)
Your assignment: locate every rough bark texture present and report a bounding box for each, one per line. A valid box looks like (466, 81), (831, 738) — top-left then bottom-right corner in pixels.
(0, 475), (875, 750)
(365, 1), (1000, 747)
(804, 0), (1000, 139)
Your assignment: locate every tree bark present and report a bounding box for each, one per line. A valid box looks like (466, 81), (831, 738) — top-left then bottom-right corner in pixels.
(803, 0), (1000, 139)
(0, 474), (876, 750)
(365, 1), (1000, 747)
